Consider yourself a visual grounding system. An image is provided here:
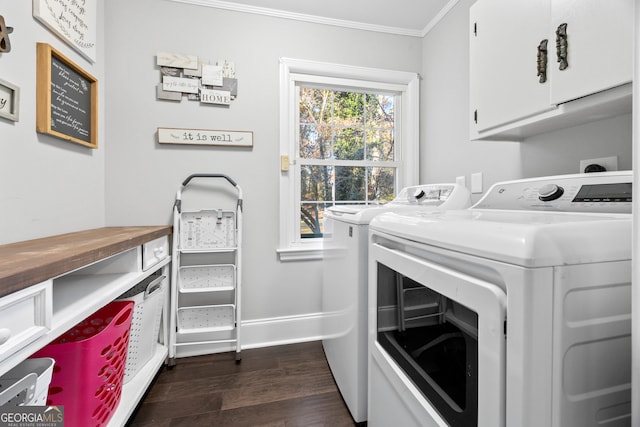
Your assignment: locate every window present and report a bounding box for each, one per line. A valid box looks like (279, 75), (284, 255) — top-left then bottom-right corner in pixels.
(299, 87), (398, 239)
(279, 58), (419, 261)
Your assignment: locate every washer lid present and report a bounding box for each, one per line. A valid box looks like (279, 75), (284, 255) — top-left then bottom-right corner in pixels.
(370, 209), (631, 267)
(325, 183), (471, 225)
(326, 204), (397, 225)
(326, 202), (448, 224)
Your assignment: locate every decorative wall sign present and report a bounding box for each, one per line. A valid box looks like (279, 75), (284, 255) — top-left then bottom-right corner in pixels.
(158, 128), (253, 147)
(157, 52), (198, 69)
(218, 60), (235, 78)
(36, 43), (98, 148)
(156, 84), (182, 101)
(163, 76), (199, 94)
(0, 78), (19, 121)
(33, 0), (97, 63)
(200, 89), (230, 105)
(156, 52), (237, 106)
(202, 65), (223, 86)
(0, 15), (13, 53)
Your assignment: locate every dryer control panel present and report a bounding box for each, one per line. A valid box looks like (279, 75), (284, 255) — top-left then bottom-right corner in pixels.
(474, 171), (632, 213)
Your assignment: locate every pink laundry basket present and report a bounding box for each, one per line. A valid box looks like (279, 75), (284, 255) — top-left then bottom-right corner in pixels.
(32, 301), (134, 427)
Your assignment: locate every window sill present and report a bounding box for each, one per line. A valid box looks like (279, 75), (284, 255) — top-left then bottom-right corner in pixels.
(277, 245), (324, 262)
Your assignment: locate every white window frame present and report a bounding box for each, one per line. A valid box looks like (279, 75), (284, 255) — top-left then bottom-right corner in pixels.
(278, 58), (420, 261)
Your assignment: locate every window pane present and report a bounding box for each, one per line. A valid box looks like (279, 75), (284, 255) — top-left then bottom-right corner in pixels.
(366, 129), (395, 161)
(301, 165), (333, 202)
(335, 166), (365, 201)
(334, 127), (364, 160)
(300, 88), (332, 124)
(300, 202), (330, 238)
(334, 91), (365, 126)
(366, 94), (395, 128)
(368, 167), (395, 202)
(300, 124), (332, 159)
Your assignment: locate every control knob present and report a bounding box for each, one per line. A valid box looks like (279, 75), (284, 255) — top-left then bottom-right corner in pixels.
(538, 183), (564, 202)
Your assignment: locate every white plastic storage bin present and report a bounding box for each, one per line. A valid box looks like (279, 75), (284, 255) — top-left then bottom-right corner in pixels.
(178, 265), (235, 293)
(117, 274), (166, 383)
(177, 305), (235, 333)
(0, 358), (54, 406)
(180, 210), (235, 250)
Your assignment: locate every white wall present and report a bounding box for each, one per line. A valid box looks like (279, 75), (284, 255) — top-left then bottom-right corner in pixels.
(520, 113), (632, 176)
(0, 1), (106, 244)
(103, 0), (422, 347)
(421, 0), (632, 194)
(420, 0), (522, 192)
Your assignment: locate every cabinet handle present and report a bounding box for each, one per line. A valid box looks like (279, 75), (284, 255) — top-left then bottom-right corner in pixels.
(537, 39), (548, 83)
(556, 23), (568, 70)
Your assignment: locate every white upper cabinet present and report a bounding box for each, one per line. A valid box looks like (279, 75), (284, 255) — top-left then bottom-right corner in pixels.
(549, 0), (633, 105)
(470, 0), (552, 133)
(470, 0), (633, 141)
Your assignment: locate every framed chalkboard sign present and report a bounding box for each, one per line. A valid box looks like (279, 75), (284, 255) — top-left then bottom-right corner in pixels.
(36, 43), (98, 148)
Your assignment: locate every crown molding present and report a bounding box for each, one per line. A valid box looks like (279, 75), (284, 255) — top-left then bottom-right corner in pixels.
(421, 0), (459, 37)
(167, 0), (455, 38)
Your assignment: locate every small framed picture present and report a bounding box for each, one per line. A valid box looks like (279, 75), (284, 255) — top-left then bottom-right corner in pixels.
(0, 78), (19, 122)
(36, 43), (98, 148)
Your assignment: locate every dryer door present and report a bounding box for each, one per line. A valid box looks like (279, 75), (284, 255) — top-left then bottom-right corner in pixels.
(371, 243), (507, 427)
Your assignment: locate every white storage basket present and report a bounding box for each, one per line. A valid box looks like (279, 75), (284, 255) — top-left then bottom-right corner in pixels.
(180, 210), (235, 250)
(0, 358), (54, 406)
(118, 275), (166, 383)
(177, 305), (235, 333)
(178, 264), (235, 293)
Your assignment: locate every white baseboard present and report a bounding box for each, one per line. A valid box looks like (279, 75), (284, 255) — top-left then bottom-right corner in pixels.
(241, 311), (325, 349)
(174, 312), (326, 358)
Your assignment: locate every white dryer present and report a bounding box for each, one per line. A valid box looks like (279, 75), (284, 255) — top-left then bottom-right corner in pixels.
(322, 183), (471, 423)
(367, 171), (632, 427)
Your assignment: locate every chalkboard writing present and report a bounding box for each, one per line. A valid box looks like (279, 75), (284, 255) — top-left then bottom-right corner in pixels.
(50, 54), (92, 143)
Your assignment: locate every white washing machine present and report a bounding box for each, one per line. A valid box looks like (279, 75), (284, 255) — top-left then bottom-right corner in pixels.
(367, 171), (632, 427)
(322, 183), (471, 423)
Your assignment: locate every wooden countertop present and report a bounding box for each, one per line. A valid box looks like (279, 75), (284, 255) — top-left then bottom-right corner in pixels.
(0, 226), (172, 298)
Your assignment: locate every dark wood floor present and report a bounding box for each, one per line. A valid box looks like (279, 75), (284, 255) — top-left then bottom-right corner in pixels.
(126, 341), (358, 426)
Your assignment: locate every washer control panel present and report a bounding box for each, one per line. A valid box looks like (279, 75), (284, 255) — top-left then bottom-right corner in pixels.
(394, 183), (471, 209)
(473, 171), (632, 213)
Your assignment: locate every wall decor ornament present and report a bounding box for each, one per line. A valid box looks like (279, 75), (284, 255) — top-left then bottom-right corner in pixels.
(156, 52), (238, 105)
(36, 43), (98, 148)
(33, 0), (97, 62)
(157, 128), (252, 147)
(0, 78), (19, 122)
(0, 15), (13, 53)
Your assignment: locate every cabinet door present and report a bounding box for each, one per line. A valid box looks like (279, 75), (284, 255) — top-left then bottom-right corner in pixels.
(549, 0), (633, 105)
(470, 0), (553, 133)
